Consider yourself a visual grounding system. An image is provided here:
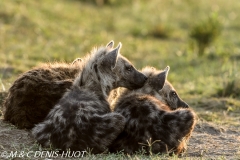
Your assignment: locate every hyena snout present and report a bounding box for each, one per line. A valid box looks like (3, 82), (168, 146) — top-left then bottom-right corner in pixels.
(120, 69), (147, 90)
(129, 71), (148, 89)
(178, 99), (189, 108)
(135, 72), (148, 87)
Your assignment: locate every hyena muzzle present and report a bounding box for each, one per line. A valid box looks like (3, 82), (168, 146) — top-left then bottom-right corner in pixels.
(3, 59), (83, 129)
(32, 41), (147, 153)
(109, 66), (196, 155)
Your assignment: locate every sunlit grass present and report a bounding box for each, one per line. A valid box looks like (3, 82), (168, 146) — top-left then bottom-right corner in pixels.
(190, 13), (222, 56)
(0, 0), (239, 121)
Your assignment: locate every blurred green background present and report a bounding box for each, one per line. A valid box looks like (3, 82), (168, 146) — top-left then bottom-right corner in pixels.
(0, 0), (239, 125)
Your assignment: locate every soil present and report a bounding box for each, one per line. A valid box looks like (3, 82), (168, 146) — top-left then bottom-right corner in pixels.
(186, 120), (240, 159)
(0, 92), (239, 159)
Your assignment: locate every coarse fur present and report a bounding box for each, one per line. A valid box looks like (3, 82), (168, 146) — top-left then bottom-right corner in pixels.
(32, 41), (147, 153)
(109, 66), (197, 155)
(3, 59), (83, 129)
(109, 66), (189, 110)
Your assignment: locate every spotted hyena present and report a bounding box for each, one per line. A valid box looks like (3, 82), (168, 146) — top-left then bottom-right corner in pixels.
(109, 66), (189, 110)
(32, 41), (147, 153)
(109, 66), (196, 155)
(3, 58), (83, 129)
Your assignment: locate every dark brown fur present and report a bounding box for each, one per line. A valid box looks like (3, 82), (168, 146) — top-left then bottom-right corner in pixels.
(3, 61), (83, 129)
(109, 67), (197, 155)
(109, 67), (189, 110)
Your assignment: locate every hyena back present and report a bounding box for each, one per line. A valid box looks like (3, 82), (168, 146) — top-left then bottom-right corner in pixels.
(3, 60), (83, 129)
(32, 41), (147, 153)
(109, 66), (196, 155)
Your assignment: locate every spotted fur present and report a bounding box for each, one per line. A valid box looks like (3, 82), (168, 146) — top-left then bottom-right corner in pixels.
(32, 41), (147, 153)
(109, 66), (189, 110)
(3, 59), (83, 129)
(109, 66), (196, 155)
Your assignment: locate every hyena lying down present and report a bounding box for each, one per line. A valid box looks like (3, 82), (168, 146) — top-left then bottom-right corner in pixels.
(32, 41), (147, 153)
(3, 58), (83, 129)
(109, 67), (189, 110)
(109, 66), (196, 155)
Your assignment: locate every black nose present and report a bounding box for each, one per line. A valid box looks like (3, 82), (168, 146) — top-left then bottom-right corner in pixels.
(183, 102), (189, 108)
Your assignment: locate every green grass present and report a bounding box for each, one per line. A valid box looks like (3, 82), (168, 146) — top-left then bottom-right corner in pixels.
(190, 13), (222, 56)
(0, 0), (240, 159)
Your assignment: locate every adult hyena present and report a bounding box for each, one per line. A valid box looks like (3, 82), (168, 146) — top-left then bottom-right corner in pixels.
(3, 58), (83, 129)
(32, 41), (147, 153)
(109, 66), (196, 155)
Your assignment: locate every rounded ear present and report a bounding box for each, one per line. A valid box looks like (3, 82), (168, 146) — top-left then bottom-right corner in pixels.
(149, 66), (170, 91)
(106, 40), (114, 50)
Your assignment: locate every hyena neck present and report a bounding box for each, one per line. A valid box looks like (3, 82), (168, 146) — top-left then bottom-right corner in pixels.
(73, 49), (115, 99)
(117, 88), (138, 99)
(119, 86), (158, 99)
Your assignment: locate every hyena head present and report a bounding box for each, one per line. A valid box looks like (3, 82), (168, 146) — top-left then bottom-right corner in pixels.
(110, 46), (148, 90)
(140, 66), (189, 110)
(160, 80), (189, 110)
(75, 41), (147, 97)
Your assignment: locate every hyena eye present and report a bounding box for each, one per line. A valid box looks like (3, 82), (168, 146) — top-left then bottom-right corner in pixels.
(125, 65), (133, 72)
(171, 91), (177, 97)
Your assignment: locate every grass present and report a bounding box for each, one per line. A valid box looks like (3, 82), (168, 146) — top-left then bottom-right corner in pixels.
(0, 0), (240, 159)
(190, 13), (222, 56)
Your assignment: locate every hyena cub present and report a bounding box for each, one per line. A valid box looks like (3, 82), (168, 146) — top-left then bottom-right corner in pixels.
(109, 66), (196, 155)
(32, 41), (147, 153)
(109, 67), (189, 110)
(3, 58), (83, 129)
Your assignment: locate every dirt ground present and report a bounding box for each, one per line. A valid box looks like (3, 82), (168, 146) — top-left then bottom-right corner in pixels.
(0, 91), (240, 159)
(186, 120), (240, 159)
(0, 118), (239, 159)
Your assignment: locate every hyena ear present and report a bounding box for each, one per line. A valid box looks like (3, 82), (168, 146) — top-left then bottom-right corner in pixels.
(157, 66), (170, 90)
(106, 40), (114, 50)
(103, 42), (121, 70)
(71, 58), (82, 65)
(150, 66), (170, 91)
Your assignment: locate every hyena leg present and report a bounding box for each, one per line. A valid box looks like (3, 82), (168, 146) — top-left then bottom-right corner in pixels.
(88, 112), (126, 152)
(32, 112), (125, 153)
(32, 120), (53, 148)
